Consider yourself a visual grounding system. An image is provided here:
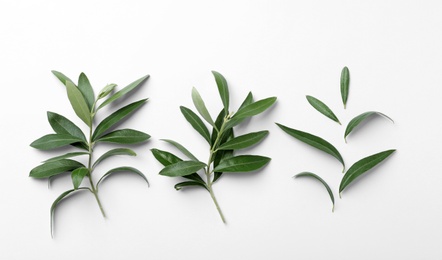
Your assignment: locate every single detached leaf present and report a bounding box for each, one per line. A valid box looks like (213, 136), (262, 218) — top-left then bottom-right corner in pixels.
(159, 160), (206, 177)
(339, 149), (396, 194)
(71, 167), (89, 189)
(212, 71), (229, 113)
(232, 97), (277, 119)
(180, 106), (211, 144)
(30, 134), (85, 150)
(78, 73), (95, 110)
(192, 87), (215, 126)
(96, 129), (150, 144)
(161, 139), (199, 161)
(306, 95), (341, 124)
(217, 131), (268, 151)
(213, 155), (270, 172)
(93, 148), (136, 168)
(66, 81), (92, 126)
(340, 66), (350, 108)
(344, 111), (394, 141)
(47, 112), (87, 142)
(43, 152), (89, 163)
(30, 159), (84, 178)
(92, 99), (147, 141)
(96, 166), (149, 188)
(52, 70), (74, 85)
(98, 74), (149, 110)
(276, 123), (345, 170)
(295, 172), (335, 212)
(174, 181), (208, 191)
(51, 188), (90, 237)
(151, 149), (206, 184)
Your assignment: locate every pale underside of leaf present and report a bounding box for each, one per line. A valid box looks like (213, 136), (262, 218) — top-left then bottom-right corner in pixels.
(66, 81), (92, 126)
(161, 139), (199, 161)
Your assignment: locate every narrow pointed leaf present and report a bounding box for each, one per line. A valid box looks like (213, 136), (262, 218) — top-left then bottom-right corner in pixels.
(96, 166), (149, 188)
(212, 71), (229, 113)
(30, 134), (84, 150)
(295, 172), (335, 212)
(211, 109), (226, 145)
(98, 74), (149, 110)
(341, 66), (350, 108)
(51, 188), (90, 237)
(174, 181), (208, 191)
(92, 99), (147, 141)
(96, 129), (150, 144)
(217, 131), (268, 151)
(98, 83), (117, 99)
(159, 161), (206, 177)
(306, 95), (341, 124)
(239, 92), (254, 110)
(213, 155), (270, 172)
(344, 111), (394, 141)
(47, 111), (87, 143)
(52, 70), (74, 85)
(232, 97), (277, 119)
(78, 73), (95, 110)
(161, 139), (199, 161)
(71, 167), (89, 189)
(180, 106), (211, 143)
(30, 159), (84, 178)
(213, 150), (233, 182)
(192, 87), (214, 126)
(43, 152), (88, 163)
(276, 123), (345, 170)
(66, 81), (92, 126)
(339, 149), (396, 194)
(93, 148), (136, 168)
(151, 149), (206, 184)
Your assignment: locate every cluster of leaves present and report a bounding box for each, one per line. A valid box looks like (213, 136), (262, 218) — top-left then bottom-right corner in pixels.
(151, 71), (276, 222)
(30, 71), (150, 236)
(276, 67), (395, 211)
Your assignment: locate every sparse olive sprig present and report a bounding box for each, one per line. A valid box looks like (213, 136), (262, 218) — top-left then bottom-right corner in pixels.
(277, 66), (396, 211)
(30, 71), (150, 237)
(151, 71), (276, 223)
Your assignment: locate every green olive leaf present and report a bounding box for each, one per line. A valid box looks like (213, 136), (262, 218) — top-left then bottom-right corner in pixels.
(66, 81), (92, 126)
(96, 129), (150, 144)
(30, 159), (84, 179)
(212, 71), (229, 113)
(180, 106), (211, 143)
(98, 83), (117, 100)
(78, 73), (95, 110)
(47, 111), (88, 150)
(341, 66), (350, 109)
(51, 188), (91, 237)
(71, 167), (89, 190)
(344, 111), (394, 142)
(159, 161), (206, 177)
(52, 70), (74, 86)
(93, 148), (136, 168)
(43, 152), (89, 163)
(30, 134), (85, 150)
(231, 97), (277, 119)
(151, 149), (206, 184)
(161, 139), (199, 161)
(96, 166), (149, 189)
(174, 181), (208, 191)
(276, 123), (345, 171)
(295, 172), (335, 212)
(192, 87), (215, 127)
(217, 131), (268, 151)
(92, 99), (147, 141)
(339, 149), (396, 195)
(306, 95), (341, 124)
(213, 155), (270, 173)
(97, 74), (149, 110)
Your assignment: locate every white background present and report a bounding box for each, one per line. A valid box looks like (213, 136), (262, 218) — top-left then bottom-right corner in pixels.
(1, 0), (441, 259)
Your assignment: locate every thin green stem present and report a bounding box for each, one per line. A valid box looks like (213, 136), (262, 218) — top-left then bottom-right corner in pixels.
(87, 109), (106, 218)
